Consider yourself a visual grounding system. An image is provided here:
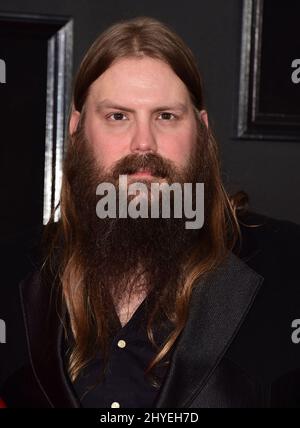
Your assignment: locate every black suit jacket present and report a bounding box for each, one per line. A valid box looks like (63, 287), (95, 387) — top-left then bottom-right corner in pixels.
(1, 212), (300, 408)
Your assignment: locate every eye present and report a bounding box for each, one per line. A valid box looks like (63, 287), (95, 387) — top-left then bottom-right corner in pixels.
(158, 112), (177, 121)
(107, 112), (128, 121)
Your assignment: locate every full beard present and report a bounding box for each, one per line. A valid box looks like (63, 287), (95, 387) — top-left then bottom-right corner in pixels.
(64, 128), (206, 332)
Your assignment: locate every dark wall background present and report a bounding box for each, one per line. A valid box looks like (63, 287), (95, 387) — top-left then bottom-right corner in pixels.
(0, 0), (299, 386)
(1, 0), (299, 223)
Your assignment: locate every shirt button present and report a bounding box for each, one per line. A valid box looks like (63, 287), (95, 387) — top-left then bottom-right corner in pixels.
(117, 339), (126, 349)
(111, 402), (121, 408)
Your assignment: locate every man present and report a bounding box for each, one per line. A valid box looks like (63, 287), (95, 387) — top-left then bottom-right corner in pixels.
(1, 16), (300, 408)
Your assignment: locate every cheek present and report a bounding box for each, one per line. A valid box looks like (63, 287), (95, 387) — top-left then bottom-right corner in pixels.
(84, 116), (128, 169)
(159, 129), (196, 168)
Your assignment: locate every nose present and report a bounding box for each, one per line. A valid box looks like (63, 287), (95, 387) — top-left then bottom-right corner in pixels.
(130, 119), (157, 154)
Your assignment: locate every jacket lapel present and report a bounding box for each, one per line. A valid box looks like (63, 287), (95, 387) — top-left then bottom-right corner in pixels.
(20, 251), (263, 408)
(154, 251), (264, 408)
(19, 271), (80, 408)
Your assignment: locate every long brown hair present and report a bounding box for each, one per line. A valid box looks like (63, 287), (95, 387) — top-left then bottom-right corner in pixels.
(45, 16), (240, 382)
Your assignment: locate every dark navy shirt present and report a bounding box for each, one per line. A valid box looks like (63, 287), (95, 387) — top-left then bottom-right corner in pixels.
(63, 294), (174, 408)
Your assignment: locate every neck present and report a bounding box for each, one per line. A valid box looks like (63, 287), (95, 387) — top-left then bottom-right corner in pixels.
(112, 274), (149, 327)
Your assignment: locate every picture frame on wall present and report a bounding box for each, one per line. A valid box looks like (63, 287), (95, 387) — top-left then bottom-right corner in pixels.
(237, 0), (300, 141)
(0, 11), (73, 386)
(0, 12), (73, 239)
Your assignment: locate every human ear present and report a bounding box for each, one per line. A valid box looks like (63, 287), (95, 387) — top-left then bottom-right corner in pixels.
(199, 109), (208, 128)
(69, 110), (81, 135)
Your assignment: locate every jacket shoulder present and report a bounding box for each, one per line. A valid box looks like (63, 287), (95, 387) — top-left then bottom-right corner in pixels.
(237, 211), (300, 276)
(228, 212), (300, 387)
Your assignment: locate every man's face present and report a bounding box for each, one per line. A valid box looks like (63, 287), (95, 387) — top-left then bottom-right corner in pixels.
(66, 56), (209, 313)
(70, 56), (207, 176)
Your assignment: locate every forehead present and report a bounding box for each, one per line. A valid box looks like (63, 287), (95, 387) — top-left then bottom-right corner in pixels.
(87, 56), (191, 108)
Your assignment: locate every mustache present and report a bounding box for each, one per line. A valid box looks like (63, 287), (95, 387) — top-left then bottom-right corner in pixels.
(110, 153), (179, 181)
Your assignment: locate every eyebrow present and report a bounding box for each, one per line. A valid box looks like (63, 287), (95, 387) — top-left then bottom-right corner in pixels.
(95, 99), (188, 114)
